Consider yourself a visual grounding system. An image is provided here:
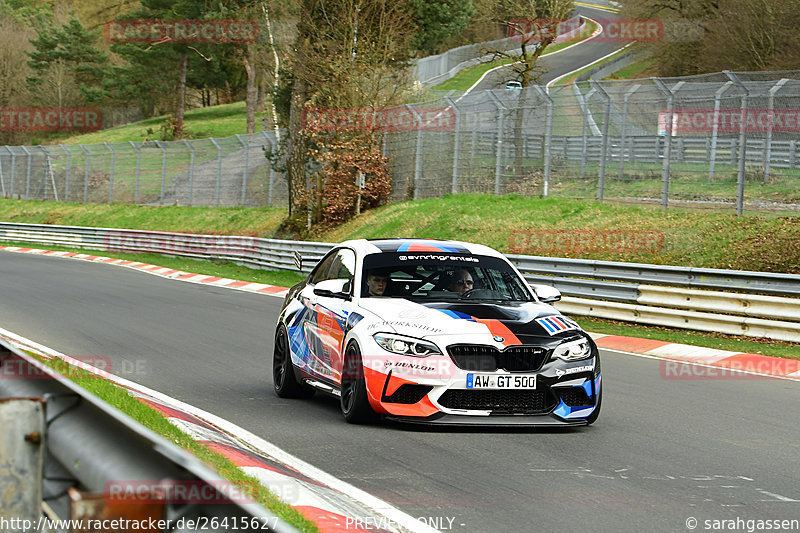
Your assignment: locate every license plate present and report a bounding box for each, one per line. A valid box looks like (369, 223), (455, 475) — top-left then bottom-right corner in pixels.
(466, 374), (537, 389)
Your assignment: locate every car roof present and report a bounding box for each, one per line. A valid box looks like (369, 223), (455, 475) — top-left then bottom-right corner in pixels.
(339, 238), (506, 259)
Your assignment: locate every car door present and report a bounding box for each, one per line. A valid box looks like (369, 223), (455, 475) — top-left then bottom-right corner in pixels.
(299, 248), (356, 384)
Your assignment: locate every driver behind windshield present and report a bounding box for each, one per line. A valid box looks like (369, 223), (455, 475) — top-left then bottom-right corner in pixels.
(448, 269), (474, 296)
(365, 271), (389, 296)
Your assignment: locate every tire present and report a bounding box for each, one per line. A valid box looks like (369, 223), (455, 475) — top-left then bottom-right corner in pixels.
(273, 325), (315, 399)
(585, 389), (601, 426)
(340, 342), (378, 424)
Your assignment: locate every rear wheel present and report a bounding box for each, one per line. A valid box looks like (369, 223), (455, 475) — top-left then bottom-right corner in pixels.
(273, 325), (314, 398)
(340, 342), (378, 424)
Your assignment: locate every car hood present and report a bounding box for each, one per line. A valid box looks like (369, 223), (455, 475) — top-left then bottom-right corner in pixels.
(356, 297), (582, 345)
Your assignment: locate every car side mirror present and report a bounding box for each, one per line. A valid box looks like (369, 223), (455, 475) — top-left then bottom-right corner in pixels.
(313, 278), (352, 300)
(529, 283), (561, 303)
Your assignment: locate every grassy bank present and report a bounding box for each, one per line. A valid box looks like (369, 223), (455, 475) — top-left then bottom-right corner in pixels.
(2, 195), (799, 273)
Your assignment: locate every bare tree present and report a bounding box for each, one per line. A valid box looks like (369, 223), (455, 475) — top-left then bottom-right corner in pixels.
(477, 0), (575, 181)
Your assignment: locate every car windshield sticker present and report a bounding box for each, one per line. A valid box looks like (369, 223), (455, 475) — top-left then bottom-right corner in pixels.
(535, 315), (579, 335)
(372, 240), (471, 253)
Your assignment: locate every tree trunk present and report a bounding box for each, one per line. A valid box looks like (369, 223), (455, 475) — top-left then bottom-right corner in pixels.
(174, 51), (187, 139)
(243, 45), (257, 134)
(286, 38), (310, 218)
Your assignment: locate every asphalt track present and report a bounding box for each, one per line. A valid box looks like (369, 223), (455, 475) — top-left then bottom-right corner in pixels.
(472, 5), (626, 91)
(1, 252), (799, 532)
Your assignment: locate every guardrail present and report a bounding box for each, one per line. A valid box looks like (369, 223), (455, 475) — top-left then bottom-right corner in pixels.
(0, 336), (298, 533)
(1, 222), (798, 342)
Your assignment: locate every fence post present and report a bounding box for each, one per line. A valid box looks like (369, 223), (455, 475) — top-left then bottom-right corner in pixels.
(184, 139), (195, 206)
(104, 142), (115, 203)
(445, 97), (461, 194)
(235, 134), (249, 206)
(591, 80), (612, 201)
(210, 137), (223, 206)
(709, 81), (733, 180)
(534, 85), (554, 197)
(764, 79), (789, 184)
(21, 146), (31, 200)
(488, 91), (506, 195)
(263, 132), (276, 206)
(406, 104), (424, 200)
(619, 84), (640, 179)
(40, 146), (58, 201)
(652, 78), (683, 210)
(573, 84), (594, 180)
(130, 141), (141, 204)
(9, 147), (16, 197)
(61, 145), (71, 202)
(155, 140), (167, 204)
(81, 144), (90, 202)
(0, 146), (6, 197)
(724, 71), (749, 216)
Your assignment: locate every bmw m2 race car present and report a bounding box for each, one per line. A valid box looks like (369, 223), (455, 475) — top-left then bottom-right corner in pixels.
(273, 239), (601, 426)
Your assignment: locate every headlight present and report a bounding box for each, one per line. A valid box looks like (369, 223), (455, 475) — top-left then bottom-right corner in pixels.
(552, 337), (592, 361)
(373, 333), (441, 357)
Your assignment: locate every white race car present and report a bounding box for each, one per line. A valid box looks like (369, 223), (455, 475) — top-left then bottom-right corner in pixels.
(273, 239), (601, 426)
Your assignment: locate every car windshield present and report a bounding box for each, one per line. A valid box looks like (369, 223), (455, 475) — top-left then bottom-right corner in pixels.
(361, 252), (534, 301)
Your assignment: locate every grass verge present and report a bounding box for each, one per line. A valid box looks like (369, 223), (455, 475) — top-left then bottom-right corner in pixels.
(27, 351), (318, 532)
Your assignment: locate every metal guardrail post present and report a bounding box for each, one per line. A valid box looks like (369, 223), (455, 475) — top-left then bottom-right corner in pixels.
(724, 71), (750, 215)
(80, 144), (90, 202)
(763, 79), (788, 184)
(0, 398), (45, 526)
(652, 78), (684, 210)
(21, 146), (32, 200)
(618, 84), (640, 179)
(533, 85), (554, 197)
(591, 81), (612, 201)
(130, 141), (141, 204)
(487, 91), (506, 196)
(184, 139), (195, 206)
(60, 145), (71, 202)
(709, 81), (733, 180)
(406, 104), (424, 200)
(155, 140), (167, 204)
(210, 137), (223, 207)
(235, 134), (249, 205)
(104, 142), (115, 203)
(445, 97), (461, 194)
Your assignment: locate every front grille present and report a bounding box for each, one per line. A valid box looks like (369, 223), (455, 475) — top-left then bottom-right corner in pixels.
(448, 344), (549, 372)
(557, 387), (594, 407)
(438, 389), (556, 414)
(383, 384), (432, 404)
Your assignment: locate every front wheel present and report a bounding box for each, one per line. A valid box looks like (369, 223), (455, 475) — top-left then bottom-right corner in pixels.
(273, 325), (315, 398)
(340, 343), (378, 424)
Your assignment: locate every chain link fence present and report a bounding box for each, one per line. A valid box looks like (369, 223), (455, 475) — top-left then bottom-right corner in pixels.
(387, 69), (800, 212)
(2, 70), (800, 213)
(0, 131), (287, 207)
